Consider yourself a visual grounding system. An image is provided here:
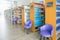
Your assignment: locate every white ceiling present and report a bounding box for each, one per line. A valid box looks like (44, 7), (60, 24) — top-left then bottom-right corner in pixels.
(2, 0), (44, 9)
(6, 0), (44, 6)
(0, 0), (11, 11)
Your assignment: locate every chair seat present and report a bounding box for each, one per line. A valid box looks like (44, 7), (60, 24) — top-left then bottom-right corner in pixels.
(40, 24), (54, 38)
(40, 31), (51, 37)
(12, 17), (18, 22)
(24, 25), (32, 29)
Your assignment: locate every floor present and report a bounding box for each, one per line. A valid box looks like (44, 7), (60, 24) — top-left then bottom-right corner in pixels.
(0, 14), (40, 40)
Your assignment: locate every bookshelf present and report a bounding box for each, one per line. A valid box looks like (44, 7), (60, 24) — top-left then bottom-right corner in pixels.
(22, 5), (30, 27)
(45, 0), (56, 40)
(14, 6), (22, 24)
(30, 2), (45, 32)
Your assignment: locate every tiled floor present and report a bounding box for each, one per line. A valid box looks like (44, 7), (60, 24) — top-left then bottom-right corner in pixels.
(0, 14), (40, 40)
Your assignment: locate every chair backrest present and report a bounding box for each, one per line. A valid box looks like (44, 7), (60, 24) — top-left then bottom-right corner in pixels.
(25, 20), (31, 24)
(27, 20), (32, 26)
(40, 24), (54, 37)
(25, 20), (32, 28)
(40, 24), (53, 31)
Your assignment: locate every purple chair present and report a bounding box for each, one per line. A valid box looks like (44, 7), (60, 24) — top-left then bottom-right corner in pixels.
(12, 17), (18, 24)
(24, 20), (32, 34)
(40, 24), (54, 40)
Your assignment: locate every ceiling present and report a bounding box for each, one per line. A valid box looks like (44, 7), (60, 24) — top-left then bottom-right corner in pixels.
(1, 0), (44, 10)
(6, 0), (44, 5)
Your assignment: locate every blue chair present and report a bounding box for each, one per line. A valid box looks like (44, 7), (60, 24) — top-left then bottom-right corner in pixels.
(12, 17), (18, 24)
(40, 24), (54, 40)
(24, 20), (32, 34)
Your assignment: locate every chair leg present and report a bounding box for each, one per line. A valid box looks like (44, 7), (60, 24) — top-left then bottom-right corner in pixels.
(46, 37), (49, 40)
(40, 36), (51, 40)
(51, 37), (52, 40)
(45, 37), (47, 40)
(40, 35), (45, 40)
(16, 21), (17, 24)
(48, 37), (52, 40)
(24, 28), (25, 32)
(43, 37), (46, 40)
(26, 29), (29, 34)
(42, 37), (49, 40)
(24, 28), (29, 34)
(40, 35), (42, 40)
(40, 36), (44, 40)
(40, 34), (44, 40)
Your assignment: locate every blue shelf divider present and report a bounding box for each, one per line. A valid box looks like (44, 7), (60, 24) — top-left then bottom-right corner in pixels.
(56, 24), (60, 31)
(34, 8), (41, 27)
(56, 18), (60, 24)
(56, 0), (60, 32)
(56, 12), (60, 17)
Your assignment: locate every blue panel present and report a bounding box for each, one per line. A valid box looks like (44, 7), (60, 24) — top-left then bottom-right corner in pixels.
(56, 12), (60, 17)
(34, 7), (45, 27)
(35, 17), (41, 20)
(35, 12), (40, 15)
(35, 25), (40, 27)
(56, 12), (60, 14)
(35, 14), (40, 17)
(35, 12), (40, 14)
(34, 8), (40, 12)
(34, 22), (42, 27)
(57, 0), (60, 3)
(41, 16), (45, 19)
(56, 25), (60, 31)
(56, 18), (60, 24)
(56, 7), (60, 10)
(34, 8), (40, 10)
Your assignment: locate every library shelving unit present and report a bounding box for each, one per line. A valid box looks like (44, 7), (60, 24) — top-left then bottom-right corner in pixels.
(30, 2), (45, 32)
(22, 5), (24, 27)
(4, 9), (14, 21)
(56, 1), (60, 40)
(45, 0), (56, 40)
(22, 5), (31, 27)
(10, 9), (14, 21)
(14, 6), (22, 24)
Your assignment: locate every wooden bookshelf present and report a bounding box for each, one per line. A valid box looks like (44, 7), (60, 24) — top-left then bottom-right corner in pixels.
(45, 0), (56, 40)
